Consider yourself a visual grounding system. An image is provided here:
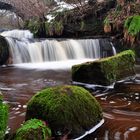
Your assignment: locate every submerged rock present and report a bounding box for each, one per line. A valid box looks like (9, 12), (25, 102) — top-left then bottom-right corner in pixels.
(0, 94), (8, 140)
(72, 50), (135, 85)
(26, 85), (103, 139)
(0, 35), (9, 65)
(14, 119), (51, 140)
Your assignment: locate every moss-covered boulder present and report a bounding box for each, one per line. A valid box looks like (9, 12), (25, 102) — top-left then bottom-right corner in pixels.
(14, 119), (51, 140)
(0, 94), (8, 140)
(72, 50), (135, 85)
(0, 35), (9, 65)
(26, 85), (102, 139)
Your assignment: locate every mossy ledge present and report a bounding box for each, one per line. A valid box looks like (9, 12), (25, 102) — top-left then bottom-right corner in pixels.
(14, 119), (51, 140)
(72, 50), (135, 85)
(26, 85), (103, 139)
(0, 94), (8, 140)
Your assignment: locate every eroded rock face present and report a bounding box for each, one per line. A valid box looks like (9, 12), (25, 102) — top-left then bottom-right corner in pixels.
(14, 119), (51, 140)
(26, 85), (103, 139)
(0, 35), (9, 65)
(72, 50), (135, 85)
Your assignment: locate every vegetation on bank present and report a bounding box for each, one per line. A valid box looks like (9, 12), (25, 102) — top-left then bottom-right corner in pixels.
(0, 0), (139, 39)
(25, 19), (64, 37)
(0, 94), (8, 140)
(24, 0), (140, 39)
(104, 2), (140, 45)
(23, 0), (116, 37)
(124, 15), (140, 44)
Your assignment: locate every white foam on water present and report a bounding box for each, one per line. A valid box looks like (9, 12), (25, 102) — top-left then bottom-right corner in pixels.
(1, 29), (33, 39)
(74, 119), (104, 140)
(12, 59), (96, 70)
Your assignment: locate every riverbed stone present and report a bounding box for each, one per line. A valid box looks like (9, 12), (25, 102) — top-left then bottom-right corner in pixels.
(0, 95), (8, 140)
(72, 50), (135, 85)
(26, 85), (103, 139)
(14, 119), (51, 140)
(0, 35), (9, 65)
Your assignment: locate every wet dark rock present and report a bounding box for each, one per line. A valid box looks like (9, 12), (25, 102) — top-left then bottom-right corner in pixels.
(72, 50), (135, 85)
(99, 39), (115, 57)
(26, 85), (103, 139)
(0, 35), (9, 65)
(0, 1), (13, 10)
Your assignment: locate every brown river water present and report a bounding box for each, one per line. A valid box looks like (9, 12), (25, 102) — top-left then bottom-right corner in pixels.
(0, 65), (140, 140)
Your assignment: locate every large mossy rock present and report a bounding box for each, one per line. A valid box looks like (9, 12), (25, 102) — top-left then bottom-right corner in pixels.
(14, 119), (51, 140)
(72, 50), (135, 85)
(26, 85), (102, 139)
(0, 35), (9, 65)
(0, 94), (8, 140)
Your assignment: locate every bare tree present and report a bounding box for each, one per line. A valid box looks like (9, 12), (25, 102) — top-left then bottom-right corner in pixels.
(8, 0), (48, 20)
(64, 0), (88, 15)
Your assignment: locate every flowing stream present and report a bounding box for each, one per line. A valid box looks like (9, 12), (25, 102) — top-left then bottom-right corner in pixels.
(1, 65), (140, 140)
(0, 30), (140, 139)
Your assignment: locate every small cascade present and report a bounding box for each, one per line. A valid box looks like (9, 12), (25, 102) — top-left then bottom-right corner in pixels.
(1, 29), (33, 39)
(1, 30), (116, 69)
(99, 39), (117, 57)
(110, 42), (117, 55)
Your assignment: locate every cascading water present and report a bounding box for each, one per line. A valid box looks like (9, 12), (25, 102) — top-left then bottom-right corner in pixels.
(1, 29), (33, 39)
(1, 30), (116, 69)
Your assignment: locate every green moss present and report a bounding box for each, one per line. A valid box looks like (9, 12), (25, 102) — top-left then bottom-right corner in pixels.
(26, 85), (102, 138)
(124, 15), (140, 36)
(72, 50), (135, 85)
(104, 17), (110, 25)
(0, 96), (8, 140)
(45, 20), (64, 36)
(14, 119), (51, 140)
(80, 21), (85, 31)
(45, 21), (54, 36)
(25, 20), (40, 37)
(54, 21), (64, 35)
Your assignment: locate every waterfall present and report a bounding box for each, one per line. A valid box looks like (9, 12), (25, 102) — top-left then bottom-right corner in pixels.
(1, 30), (116, 69)
(1, 29), (33, 40)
